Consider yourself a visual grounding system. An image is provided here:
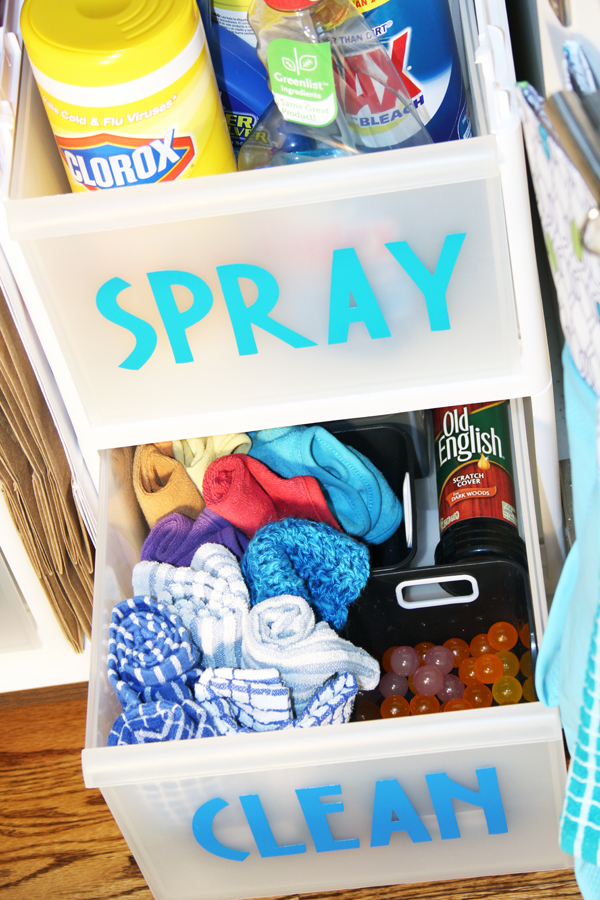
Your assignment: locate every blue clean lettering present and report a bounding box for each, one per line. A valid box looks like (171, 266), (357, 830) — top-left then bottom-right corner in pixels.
(147, 270), (213, 364)
(192, 798), (250, 861)
(216, 263), (317, 356)
(385, 233), (466, 331)
(425, 768), (508, 839)
(328, 248), (391, 344)
(295, 785), (360, 853)
(63, 150), (83, 184)
(239, 794), (307, 857)
(96, 277), (157, 370)
(370, 779), (432, 846)
(192, 768), (507, 863)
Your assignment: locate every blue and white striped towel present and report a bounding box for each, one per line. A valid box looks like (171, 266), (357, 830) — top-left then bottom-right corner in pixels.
(132, 543), (249, 667)
(107, 698), (225, 745)
(241, 594), (379, 715)
(107, 596), (200, 710)
(195, 667), (292, 731)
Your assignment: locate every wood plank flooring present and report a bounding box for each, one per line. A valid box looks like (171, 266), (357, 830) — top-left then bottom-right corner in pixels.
(0, 690), (582, 900)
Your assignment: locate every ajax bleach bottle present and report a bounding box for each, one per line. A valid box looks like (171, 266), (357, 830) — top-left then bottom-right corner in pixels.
(354, 0), (471, 142)
(238, 0), (432, 169)
(20, 0), (236, 192)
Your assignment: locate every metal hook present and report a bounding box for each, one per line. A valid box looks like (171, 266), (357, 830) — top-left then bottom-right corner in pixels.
(581, 206), (600, 255)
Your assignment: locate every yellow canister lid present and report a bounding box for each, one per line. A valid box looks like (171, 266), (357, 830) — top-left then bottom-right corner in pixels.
(21, 0), (200, 87)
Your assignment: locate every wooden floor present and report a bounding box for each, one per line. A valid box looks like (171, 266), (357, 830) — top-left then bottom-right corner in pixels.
(0, 687), (582, 900)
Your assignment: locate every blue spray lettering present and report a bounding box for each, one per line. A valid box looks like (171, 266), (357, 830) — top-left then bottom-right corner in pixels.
(385, 232), (466, 331)
(147, 270), (213, 364)
(328, 248), (391, 344)
(216, 263), (317, 356)
(95, 276), (157, 371)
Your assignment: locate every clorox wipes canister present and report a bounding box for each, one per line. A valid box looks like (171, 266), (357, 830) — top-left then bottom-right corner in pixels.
(20, 0), (237, 192)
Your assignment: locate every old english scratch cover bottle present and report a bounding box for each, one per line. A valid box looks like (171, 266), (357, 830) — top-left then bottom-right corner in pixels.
(432, 401), (528, 569)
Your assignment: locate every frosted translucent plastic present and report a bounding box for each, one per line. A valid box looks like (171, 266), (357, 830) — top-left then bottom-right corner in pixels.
(5, 57), (522, 450)
(82, 403), (571, 900)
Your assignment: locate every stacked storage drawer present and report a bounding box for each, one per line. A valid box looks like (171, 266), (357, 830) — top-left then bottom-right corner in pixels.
(0, 0), (572, 895)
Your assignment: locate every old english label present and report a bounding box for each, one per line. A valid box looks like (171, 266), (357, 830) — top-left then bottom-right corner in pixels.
(433, 402), (518, 534)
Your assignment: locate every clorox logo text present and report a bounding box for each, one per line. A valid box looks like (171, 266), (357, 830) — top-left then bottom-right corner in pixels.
(57, 128), (195, 190)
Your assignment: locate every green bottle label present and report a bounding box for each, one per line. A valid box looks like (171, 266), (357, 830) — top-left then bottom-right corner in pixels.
(266, 38), (338, 127)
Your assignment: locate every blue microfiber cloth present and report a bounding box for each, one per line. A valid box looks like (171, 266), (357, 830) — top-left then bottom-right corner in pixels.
(107, 596), (200, 710)
(248, 426), (402, 544)
(241, 518), (370, 630)
(536, 347), (600, 752)
(535, 347), (600, 885)
(107, 698), (228, 745)
(240, 593), (379, 714)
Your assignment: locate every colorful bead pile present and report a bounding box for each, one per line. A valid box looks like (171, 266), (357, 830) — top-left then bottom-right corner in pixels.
(354, 620), (535, 721)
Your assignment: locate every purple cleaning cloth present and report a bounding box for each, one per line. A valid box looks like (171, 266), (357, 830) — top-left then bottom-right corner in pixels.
(140, 508), (250, 566)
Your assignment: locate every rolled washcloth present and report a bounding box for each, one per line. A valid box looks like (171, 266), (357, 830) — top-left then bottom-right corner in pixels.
(132, 543), (249, 667)
(241, 594), (379, 714)
(107, 596), (200, 710)
(140, 509), (249, 566)
(172, 434), (252, 493)
(249, 426), (402, 543)
(202, 454), (340, 538)
(241, 518), (369, 630)
(133, 443), (205, 529)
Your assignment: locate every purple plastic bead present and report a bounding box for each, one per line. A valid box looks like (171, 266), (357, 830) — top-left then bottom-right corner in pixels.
(390, 645), (420, 677)
(379, 671), (408, 698)
(437, 673), (465, 703)
(424, 645), (455, 675)
(412, 664), (444, 697)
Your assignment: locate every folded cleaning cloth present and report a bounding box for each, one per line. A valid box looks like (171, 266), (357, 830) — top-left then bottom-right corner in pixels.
(203, 454), (340, 538)
(195, 667), (292, 731)
(241, 518), (369, 630)
(195, 669), (358, 733)
(132, 543), (249, 667)
(241, 594), (379, 714)
(107, 596), (200, 710)
(133, 443), (205, 529)
(140, 509), (249, 566)
(107, 697), (232, 745)
(172, 435), (252, 494)
(249, 426), (403, 544)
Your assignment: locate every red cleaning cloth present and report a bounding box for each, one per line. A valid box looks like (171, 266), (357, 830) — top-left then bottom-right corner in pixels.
(203, 455), (341, 538)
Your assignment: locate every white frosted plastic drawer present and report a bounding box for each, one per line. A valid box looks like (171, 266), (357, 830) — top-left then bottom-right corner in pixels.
(0, 0), (550, 452)
(81, 400), (571, 900)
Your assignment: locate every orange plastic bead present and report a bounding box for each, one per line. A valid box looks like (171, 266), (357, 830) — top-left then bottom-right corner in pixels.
(520, 650), (532, 679)
(470, 633), (495, 657)
(443, 697), (474, 712)
(488, 621), (518, 651)
(463, 682), (493, 708)
(415, 642), (435, 665)
(380, 695), (411, 718)
(519, 623), (531, 649)
(473, 653), (505, 684)
(407, 673), (416, 694)
(458, 657), (479, 685)
(382, 647), (399, 673)
(492, 675), (523, 705)
(496, 650), (520, 678)
(443, 637), (471, 668)
(522, 676), (536, 702)
(410, 694), (440, 715)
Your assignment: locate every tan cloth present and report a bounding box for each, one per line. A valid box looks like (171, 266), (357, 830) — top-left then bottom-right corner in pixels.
(133, 444), (205, 529)
(0, 291), (94, 651)
(172, 434), (252, 494)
